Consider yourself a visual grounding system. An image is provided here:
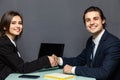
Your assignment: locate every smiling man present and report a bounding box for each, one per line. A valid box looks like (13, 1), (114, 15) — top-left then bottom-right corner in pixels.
(56, 6), (120, 80)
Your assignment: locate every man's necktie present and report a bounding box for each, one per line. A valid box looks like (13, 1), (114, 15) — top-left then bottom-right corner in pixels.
(91, 41), (95, 67)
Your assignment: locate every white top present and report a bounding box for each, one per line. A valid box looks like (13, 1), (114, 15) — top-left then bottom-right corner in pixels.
(92, 29), (105, 59)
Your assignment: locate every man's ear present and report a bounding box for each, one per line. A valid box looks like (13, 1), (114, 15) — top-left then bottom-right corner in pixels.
(102, 19), (105, 24)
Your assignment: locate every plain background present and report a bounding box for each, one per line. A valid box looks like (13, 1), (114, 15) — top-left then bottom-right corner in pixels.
(0, 0), (120, 62)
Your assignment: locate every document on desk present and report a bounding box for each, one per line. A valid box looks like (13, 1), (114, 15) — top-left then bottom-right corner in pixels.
(44, 73), (75, 79)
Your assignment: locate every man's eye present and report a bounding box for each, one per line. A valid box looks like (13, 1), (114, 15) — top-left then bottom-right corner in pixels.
(85, 19), (90, 22)
(94, 17), (99, 20)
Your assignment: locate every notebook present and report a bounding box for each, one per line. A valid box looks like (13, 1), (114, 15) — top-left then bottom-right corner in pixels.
(38, 43), (64, 58)
(44, 73), (75, 79)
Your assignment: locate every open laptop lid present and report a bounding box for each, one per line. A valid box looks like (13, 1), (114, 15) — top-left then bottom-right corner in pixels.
(38, 43), (64, 58)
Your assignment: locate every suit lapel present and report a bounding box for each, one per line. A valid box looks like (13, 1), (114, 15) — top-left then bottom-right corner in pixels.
(93, 30), (109, 64)
(3, 35), (18, 53)
(86, 37), (94, 67)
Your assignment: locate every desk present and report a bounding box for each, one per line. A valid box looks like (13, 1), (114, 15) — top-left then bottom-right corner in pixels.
(5, 68), (96, 80)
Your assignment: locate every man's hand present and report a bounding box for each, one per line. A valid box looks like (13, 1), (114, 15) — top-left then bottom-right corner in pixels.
(63, 64), (73, 74)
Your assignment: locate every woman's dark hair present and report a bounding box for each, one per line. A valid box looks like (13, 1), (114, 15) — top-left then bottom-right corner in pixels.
(0, 11), (23, 40)
(83, 6), (106, 28)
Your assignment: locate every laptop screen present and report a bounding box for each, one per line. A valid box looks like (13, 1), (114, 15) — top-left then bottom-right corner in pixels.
(38, 43), (64, 58)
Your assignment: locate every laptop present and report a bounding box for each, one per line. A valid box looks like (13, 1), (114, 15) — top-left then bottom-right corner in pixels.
(38, 43), (64, 58)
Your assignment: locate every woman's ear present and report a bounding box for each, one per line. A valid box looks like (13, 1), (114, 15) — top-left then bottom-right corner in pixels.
(3, 27), (6, 30)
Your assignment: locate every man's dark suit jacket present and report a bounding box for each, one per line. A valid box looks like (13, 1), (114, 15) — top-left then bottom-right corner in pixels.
(62, 30), (120, 80)
(0, 35), (51, 80)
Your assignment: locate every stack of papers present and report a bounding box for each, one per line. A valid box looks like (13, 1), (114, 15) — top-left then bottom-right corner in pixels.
(44, 73), (75, 79)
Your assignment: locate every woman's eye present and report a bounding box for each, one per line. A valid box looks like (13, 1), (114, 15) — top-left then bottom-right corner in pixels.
(19, 21), (23, 25)
(11, 21), (16, 24)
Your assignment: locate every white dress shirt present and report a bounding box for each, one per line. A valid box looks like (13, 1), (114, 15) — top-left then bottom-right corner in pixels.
(92, 29), (105, 58)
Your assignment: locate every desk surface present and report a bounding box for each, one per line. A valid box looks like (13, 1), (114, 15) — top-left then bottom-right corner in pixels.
(5, 68), (96, 80)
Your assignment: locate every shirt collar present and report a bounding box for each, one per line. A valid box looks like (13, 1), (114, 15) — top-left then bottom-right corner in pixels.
(93, 29), (105, 45)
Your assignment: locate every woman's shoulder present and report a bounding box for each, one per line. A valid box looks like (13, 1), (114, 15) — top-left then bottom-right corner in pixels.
(0, 35), (11, 45)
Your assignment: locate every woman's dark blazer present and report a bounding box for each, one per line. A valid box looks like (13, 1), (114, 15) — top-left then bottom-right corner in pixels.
(62, 30), (120, 80)
(0, 35), (51, 80)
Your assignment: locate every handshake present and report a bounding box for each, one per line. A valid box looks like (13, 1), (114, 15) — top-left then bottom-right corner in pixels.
(48, 54), (73, 74)
(48, 54), (60, 67)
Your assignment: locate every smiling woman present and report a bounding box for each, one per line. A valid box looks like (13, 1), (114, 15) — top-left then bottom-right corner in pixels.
(6, 15), (23, 40)
(0, 11), (58, 80)
(0, 11), (23, 40)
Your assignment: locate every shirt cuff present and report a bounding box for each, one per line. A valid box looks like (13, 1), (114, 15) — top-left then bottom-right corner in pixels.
(59, 57), (63, 66)
(71, 66), (76, 74)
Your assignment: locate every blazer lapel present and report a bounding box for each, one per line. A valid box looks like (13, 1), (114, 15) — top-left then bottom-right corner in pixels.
(93, 30), (109, 64)
(3, 35), (18, 53)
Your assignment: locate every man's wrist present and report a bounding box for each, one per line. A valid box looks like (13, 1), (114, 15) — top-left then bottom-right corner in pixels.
(71, 66), (76, 74)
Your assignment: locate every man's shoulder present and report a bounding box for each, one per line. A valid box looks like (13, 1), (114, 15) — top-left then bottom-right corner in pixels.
(103, 30), (120, 42)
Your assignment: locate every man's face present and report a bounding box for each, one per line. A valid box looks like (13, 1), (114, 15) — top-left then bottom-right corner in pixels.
(85, 11), (105, 37)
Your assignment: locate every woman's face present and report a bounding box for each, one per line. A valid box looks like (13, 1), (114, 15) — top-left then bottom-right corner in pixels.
(5, 16), (23, 40)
